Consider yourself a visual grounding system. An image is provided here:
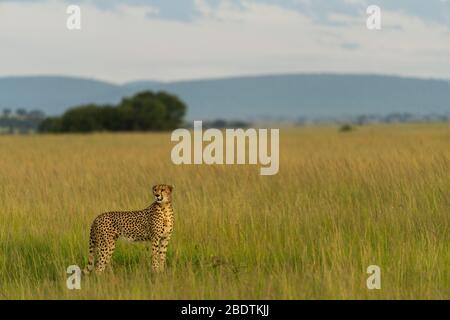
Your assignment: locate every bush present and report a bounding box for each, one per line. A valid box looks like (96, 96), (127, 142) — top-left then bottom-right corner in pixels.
(339, 124), (354, 132)
(38, 91), (187, 133)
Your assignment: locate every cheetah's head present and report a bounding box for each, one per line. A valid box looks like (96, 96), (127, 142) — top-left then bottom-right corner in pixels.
(152, 184), (173, 203)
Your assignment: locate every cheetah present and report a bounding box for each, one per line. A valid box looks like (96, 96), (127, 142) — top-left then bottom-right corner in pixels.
(83, 184), (174, 274)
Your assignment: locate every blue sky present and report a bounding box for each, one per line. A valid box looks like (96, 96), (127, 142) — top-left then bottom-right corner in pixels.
(1, 0), (449, 82)
(8, 0), (448, 24)
(179, 0), (439, 25)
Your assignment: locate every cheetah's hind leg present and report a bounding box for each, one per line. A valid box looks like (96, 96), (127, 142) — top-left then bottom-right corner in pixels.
(83, 236), (96, 275)
(94, 237), (116, 273)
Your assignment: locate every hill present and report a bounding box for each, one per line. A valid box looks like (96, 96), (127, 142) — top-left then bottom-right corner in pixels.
(1, 74), (449, 120)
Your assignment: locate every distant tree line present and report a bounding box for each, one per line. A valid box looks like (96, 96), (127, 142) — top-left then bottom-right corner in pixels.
(197, 119), (251, 129)
(297, 112), (450, 126)
(0, 108), (46, 134)
(39, 91), (187, 133)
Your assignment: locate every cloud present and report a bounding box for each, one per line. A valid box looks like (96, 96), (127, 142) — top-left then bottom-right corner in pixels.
(340, 42), (360, 50)
(3, 0), (450, 25)
(0, 0), (449, 82)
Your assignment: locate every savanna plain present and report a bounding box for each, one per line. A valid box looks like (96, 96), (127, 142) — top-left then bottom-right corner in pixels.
(0, 124), (448, 299)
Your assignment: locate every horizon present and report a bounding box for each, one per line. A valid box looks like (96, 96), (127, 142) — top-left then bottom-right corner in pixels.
(2, 72), (449, 121)
(1, 71), (450, 86)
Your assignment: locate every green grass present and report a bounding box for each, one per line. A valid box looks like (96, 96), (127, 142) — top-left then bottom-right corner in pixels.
(0, 124), (448, 299)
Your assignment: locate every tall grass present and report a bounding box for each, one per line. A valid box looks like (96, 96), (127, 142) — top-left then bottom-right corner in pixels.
(0, 124), (448, 299)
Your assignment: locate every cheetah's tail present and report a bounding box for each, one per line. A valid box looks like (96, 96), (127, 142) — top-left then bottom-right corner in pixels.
(83, 228), (96, 275)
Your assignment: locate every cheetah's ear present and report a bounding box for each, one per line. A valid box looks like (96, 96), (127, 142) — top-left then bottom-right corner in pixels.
(168, 185), (173, 193)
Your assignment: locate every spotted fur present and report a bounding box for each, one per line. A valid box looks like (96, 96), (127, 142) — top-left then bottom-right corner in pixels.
(83, 184), (174, 274)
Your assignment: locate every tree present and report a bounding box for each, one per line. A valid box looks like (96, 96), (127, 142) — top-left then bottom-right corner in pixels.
(2, 108), (12, 118)
(16, 108), (27, 118)
(38, 117), (63, 133)
(28, 110), (46, 119)
(38, 90), (187, 133)
(155, 91), (187, 129)
(60, 105), (104, 132)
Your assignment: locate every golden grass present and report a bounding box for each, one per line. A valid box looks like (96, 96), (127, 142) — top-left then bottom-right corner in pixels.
(0, 124), (448, 299)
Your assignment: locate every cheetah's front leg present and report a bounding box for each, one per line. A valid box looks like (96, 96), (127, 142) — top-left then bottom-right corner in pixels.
(151, 238), (161, 272)
(158, 235), (171, 271)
